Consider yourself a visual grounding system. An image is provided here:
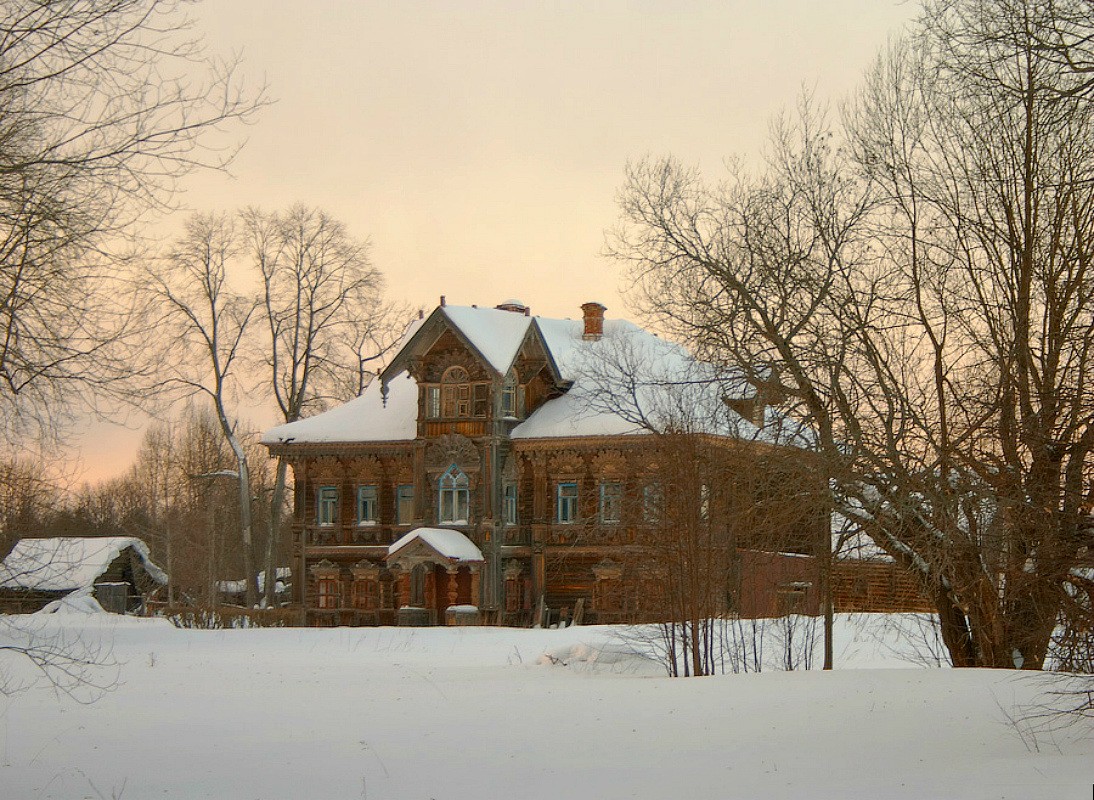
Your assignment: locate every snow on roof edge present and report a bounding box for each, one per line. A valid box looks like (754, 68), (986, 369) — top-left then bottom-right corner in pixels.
(0, 537), (167, 592)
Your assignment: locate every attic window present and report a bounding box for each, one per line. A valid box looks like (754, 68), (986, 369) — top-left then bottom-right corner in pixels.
(501, 372), (518, 416)
(438, 366), (488, 419)
(441, 366), (471, 417)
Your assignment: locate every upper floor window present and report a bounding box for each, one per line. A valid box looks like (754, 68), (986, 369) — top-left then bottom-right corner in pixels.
(317, 486), (338, 526)
(396, 484), (415, 525)
(501, 372), (518, 417)
(435, 366), (488, 419)
(438, 465), (470, 524)
(643, 482), (663, 524)
(503, 482), (518, 526)
(356, 485), (378, 525)
(557, 482), (578, 524)
(441, 367), (470, 417)
(425, 386), (441, 418)
(600, 481), (622, 523)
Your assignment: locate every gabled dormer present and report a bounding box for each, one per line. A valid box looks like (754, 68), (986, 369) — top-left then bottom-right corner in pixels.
(380, 298), (568, 439)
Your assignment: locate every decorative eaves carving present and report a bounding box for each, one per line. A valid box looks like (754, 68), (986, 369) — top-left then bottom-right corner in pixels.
(592, 558), (624, 581)
(310, 456), (342, 481)
(548, 450), (584, 476)
(592, 450), (626, 476)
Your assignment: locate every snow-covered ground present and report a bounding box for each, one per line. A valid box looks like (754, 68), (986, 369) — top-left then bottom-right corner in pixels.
(1, 613), (1090, 799)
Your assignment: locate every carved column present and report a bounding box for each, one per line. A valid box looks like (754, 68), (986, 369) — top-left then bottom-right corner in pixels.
(447, 565), (459, 607)
(470, 565), (481, 607)
(531, 452), (548, 523)
(425, 568), (436, 614)
(393, 565), (410, 608)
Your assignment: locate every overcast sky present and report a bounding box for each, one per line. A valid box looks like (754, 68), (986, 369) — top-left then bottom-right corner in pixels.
(74, 0), (915, 484)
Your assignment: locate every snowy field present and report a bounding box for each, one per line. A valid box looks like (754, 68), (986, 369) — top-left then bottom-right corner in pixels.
(1, 612), (1091, 800)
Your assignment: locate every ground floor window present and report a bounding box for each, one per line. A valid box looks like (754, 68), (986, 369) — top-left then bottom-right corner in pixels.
(317, 577), (340, 609)
(352, 577), (378, 610)
(593, 559), (624, 613)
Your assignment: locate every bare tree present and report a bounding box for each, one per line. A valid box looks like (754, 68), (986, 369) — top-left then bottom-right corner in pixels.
(611, 0), (1094, 670)
(243, 204), (402, 606)
(574, 329), (829, 676)
(144, 213), (260, 606)
(0, 0), (264, 447)
(0, 457), (54, 553)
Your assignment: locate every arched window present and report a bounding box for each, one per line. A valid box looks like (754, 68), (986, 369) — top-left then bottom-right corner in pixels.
(441, 366), (470, 418)
(438, 464), (470, 524)
(436, 365), (488, 419)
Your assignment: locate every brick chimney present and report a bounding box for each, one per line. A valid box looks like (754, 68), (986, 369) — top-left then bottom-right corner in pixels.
(581, 302), (606, 340)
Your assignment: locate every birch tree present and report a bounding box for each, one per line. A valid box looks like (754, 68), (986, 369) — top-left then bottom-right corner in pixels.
(145, 213), (260, 606)
(244, 205), (401, 606)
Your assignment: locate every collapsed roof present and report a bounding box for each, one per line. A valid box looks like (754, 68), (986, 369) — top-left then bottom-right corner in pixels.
(0, 537), (167, 593)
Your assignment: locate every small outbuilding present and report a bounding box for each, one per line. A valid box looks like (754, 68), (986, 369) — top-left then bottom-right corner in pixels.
(0, 537), (167, 614)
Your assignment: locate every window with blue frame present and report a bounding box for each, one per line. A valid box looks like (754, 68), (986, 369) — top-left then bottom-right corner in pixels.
(438, 465), (470, 524)
(557, 482), (578, 524)
(503, 482), (518, 526)
(317, 485), (339, 526)
(356, 485), (378, 525)
(599, 481), (622, 523)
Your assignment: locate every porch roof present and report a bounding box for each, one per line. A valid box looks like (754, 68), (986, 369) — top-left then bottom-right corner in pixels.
(387, 528), (484, 565)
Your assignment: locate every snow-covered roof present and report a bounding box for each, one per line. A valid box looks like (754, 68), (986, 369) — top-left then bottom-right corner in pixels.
(439, 305), (534, 376)
(388, 528), (485, 563)
(515, 317), (811, 445)
(0, 537), (167, 593)
(261, 303), (814, 448)
(832, 513), (893, 562)
(216, 568), (292, 595)
(262, 369), (418, 445)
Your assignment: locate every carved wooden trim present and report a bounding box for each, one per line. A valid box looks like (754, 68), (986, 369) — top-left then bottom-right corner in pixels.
(548, 450), (584, 476)
(383, 457), (414, 482)
(310, 456), (342, 481)
(422, 349), (485, 382)
(351, 560), (382, 579)
(425, 434), (480, 474)
(346, 456), (383, 479)
(309, 559), (340, 578)
(592, 450), (626, 476)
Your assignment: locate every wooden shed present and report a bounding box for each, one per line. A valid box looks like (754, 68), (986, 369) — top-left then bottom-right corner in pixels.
(0, 537), (167, 614)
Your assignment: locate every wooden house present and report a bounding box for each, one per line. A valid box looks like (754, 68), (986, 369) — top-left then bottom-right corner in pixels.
(262, 299), (843, 626)
(0, 536), (167, 614)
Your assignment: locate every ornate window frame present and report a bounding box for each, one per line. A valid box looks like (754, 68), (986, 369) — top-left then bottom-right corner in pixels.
(556, 482), (579, 524)
(317, 485), (338, 526)
(438, 464), (470, 524)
